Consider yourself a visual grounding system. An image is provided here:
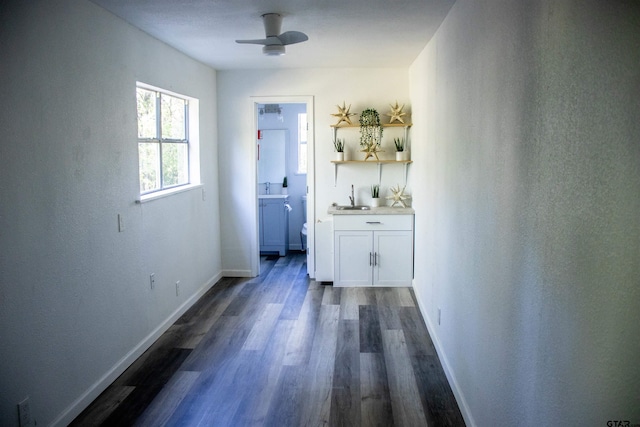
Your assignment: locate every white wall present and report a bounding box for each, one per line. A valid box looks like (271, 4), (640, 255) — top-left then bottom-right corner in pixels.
(0, 1), (221, 426)
(410, 0), (640, 425)
(217, 69), (410, 277)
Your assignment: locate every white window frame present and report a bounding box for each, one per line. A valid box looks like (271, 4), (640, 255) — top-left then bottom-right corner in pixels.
(136, 82), (201, 203)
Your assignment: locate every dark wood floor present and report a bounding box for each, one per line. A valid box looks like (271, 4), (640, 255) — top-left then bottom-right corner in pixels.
(71, 253), (464, 426)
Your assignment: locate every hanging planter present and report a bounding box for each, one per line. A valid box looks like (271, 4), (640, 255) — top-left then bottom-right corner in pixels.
(359, 108), (383, 161)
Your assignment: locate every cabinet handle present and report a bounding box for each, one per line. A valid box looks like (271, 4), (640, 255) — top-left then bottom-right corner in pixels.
(366, 221), (381, 224)
(369, 252), (373, 266)
(374, 252), (378, 266)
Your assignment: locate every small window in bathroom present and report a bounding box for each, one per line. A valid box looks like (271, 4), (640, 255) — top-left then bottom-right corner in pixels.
(297, 113), (308, 174)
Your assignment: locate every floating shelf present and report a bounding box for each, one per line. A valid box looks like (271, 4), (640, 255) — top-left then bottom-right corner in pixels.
(330, 123), (413, 128)
(330, 123), (413, 186)
(331, 160), (413, 186)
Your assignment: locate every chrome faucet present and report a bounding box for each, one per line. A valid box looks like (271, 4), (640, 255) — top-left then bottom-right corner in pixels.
(265, 182), (271, 194)
(349, 184), (355, 207)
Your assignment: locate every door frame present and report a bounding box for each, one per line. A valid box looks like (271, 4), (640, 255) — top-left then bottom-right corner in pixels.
(250, 95), (315, 277)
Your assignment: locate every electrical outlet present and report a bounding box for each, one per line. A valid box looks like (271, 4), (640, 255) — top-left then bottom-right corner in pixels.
(438, 308), (442, 325)
(176, 281), (180, 296)
(118, 214), (125, 232)
(150, 274), (155, 290)
(18, 397), (32, 427)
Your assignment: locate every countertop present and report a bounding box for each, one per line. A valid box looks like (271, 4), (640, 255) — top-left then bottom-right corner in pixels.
(328, 205), (414, 215)
(259, 194), (289, 198)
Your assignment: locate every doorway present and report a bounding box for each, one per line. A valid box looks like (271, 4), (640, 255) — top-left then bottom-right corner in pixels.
(252, 96), (315, 277)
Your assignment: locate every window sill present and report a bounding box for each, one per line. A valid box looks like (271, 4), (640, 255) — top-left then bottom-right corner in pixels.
(136, 183), (203, 204)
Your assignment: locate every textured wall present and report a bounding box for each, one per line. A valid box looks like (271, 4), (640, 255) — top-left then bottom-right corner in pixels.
(410, 0), (640, 425)
(0, 0), (221, 425)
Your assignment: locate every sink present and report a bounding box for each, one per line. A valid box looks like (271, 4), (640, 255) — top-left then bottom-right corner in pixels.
(335, 205), (371, 210)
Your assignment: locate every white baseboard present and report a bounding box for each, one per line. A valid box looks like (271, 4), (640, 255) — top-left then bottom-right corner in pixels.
(51, 271), (224, 427)
(412, 281), (476, 427)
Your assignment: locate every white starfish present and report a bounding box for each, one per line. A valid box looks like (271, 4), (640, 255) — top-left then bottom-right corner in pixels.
(331, 101), (356, 126)
(386, 184), (411, 207)
(385, 101), (406, 124)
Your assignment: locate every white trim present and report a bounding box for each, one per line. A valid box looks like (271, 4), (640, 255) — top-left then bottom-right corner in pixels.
(136, 183), (203, 204)
(250, 95), (315, 278)
(412, 281), (476, 427)
(50, 270), (223, 427)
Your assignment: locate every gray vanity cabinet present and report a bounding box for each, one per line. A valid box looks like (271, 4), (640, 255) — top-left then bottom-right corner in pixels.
(259, 196), (289, 256)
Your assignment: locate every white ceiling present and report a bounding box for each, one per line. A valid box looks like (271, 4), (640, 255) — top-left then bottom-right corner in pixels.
(89, 0), (455, 70)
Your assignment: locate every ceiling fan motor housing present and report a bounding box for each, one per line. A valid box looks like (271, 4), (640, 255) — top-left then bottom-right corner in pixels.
(263, 45), (286, 56)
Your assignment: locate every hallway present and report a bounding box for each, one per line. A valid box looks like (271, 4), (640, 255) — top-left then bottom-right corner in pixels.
(72, 253), (464, 426)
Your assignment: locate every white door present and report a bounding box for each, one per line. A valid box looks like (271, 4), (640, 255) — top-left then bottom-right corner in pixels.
(334, 231), (372, 286)
(373, 231), (413, 286)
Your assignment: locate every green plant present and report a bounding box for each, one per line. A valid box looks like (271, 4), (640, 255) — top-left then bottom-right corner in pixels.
(359, 108), (383, 148)
(333, 138), (344, 152)
(282, 176), (288, 187)
(371, 184), (380, 198)
(393, 137), (405, 152)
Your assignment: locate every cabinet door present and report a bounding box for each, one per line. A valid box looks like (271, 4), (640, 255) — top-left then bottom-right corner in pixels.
(373, 230), (413, 286)
(334, 231), (372, 287)
(262, 199), (284, 247)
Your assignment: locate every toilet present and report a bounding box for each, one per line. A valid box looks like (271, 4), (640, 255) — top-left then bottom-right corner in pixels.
(300, 195), (307, 250)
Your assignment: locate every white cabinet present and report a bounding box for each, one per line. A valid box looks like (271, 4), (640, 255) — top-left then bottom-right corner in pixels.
(333, 214), (413, 287)
(259, 196), (289, 256)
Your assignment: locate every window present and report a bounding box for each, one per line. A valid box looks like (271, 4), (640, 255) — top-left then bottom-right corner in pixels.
(137, 84), (192, 195)
(297, 113), (308, 174)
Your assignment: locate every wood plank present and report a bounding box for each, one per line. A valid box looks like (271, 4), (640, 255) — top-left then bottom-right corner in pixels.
(330, 319), (361, 426)
(360, 353), (394, 427)
(69, 386), (135, 426)
(282, 287), (323, 366)
(241, 303), (283, 351)
(133, 371), (199, 427)
(410, 354), (466, 427)
(382, 329), (429, 426)
(299, 303), (340, 426)
(359, 305), (383, 353)
(399, 306), (437, 357)
(232, 319), (295, 426)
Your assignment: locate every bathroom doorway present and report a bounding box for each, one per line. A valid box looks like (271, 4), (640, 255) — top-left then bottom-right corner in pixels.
(252, 96), (315, 276)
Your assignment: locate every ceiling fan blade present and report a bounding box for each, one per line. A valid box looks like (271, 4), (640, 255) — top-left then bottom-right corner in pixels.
(236, 36), (282, 45)
(277, 31), (308, 45)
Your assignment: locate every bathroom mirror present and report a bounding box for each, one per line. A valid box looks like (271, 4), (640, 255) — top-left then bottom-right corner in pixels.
(258, 129), (286, 184)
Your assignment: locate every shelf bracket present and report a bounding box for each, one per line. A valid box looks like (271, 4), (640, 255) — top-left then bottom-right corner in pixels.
(334, 162), (338, 186)
(377, 163), (382, 185)
(403, 162), (409, 186)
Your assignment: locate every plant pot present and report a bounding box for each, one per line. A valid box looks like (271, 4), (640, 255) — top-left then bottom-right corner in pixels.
(371, 197), (382, 208)
(335, 152), (345, 161)
(396, 151), (410, 161)
(281, 187), (288, 195)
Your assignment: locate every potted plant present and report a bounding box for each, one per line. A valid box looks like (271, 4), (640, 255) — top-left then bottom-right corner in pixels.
(394, 137), (409, 161)
(334, 138), (345, 161)
(371, 184), (382, 207)
(359, 108), (383, 161)
(282, 176), (288, 194)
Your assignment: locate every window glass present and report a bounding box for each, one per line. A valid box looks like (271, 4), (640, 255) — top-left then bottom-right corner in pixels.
(137, 85), (192, 195)
(137, 88), (157, 139)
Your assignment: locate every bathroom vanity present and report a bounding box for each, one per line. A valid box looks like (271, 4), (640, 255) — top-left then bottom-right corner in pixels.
(259, 195), (289, 256)
(329, 206), (414, 287)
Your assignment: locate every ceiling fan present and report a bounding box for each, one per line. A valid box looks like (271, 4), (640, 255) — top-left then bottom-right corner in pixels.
(235, 13), (308, 56)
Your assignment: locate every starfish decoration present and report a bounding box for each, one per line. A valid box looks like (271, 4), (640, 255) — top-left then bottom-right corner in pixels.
(331, 101), (356, 126)
(385, 101), (407, 124)
(386, 184), (411, 207)
(361, 143), (383, 161)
